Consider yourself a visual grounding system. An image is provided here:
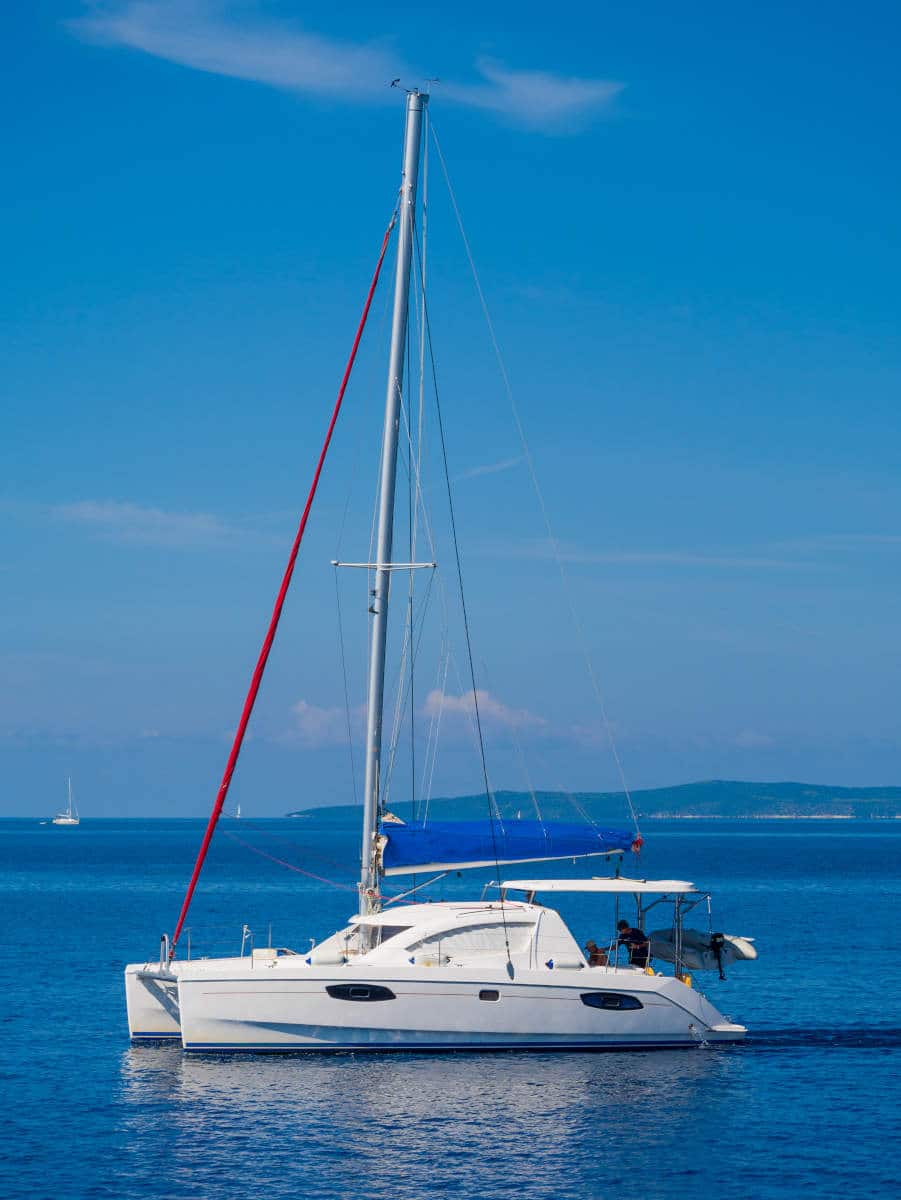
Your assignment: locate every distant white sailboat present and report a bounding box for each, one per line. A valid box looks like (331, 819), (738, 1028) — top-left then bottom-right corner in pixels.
(52, 777), (80, 826)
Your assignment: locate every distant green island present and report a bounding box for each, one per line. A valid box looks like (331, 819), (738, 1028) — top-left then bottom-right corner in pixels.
(287, 780), (901, 822)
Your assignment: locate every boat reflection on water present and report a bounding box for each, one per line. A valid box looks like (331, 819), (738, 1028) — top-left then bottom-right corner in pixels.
(118, 1045), (735, 1195)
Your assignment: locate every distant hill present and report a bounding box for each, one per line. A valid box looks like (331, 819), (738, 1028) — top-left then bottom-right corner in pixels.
(287, 780), (901, 822)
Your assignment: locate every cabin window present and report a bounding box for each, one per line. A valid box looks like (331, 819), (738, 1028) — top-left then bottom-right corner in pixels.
(407, 921), (534, 958)
(326, 984), (396, 1002)
(580, 992), (643, 1011)
(373, 925), (412, 946)
(479, 989), (500, 1002)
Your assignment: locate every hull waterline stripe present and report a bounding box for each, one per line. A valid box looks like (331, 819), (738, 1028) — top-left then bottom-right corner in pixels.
(179, 1040), (716, 1053)
(169, 213), (397, 956)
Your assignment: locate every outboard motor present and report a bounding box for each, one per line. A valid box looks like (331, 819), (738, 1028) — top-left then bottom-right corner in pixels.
(709, 931), (727, 980)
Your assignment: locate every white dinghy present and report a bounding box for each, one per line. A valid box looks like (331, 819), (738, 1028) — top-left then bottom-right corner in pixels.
(649, 929), (758, 976)
(125, 92), (754, 1053)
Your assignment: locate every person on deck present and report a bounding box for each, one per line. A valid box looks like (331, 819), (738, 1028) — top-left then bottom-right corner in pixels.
(616, 919), (650, 968)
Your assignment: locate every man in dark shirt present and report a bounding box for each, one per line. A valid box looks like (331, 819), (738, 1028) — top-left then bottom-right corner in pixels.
(616, 919), (650, 968)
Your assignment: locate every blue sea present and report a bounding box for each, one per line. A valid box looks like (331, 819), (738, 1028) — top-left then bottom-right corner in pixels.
(2, 817), (899, 1200)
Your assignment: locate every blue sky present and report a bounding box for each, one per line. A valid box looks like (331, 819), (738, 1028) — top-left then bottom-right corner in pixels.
(2, 1), (900, 817)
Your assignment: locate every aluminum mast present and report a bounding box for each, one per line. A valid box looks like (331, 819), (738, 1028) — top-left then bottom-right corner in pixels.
(360, 90), (428, 913)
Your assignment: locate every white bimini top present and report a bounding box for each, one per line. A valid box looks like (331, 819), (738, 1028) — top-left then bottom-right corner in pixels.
(501, 877), (697, 895)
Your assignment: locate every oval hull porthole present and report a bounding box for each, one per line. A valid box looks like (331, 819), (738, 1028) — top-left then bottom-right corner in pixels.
(580, 992), (643, 1011)
(478, 989), (500, 1002)
(325, 984), (396, 1002)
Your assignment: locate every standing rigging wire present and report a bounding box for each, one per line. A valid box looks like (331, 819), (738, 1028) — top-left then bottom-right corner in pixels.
(333, 569), (358, 806)
(391, 337), (500, 827)
(380, 361), (446, 816)
(414, 223), (514, 973)
(430, 125), (641, 839)
(363, 381), (390, 791)
(397, 218), (502, 829)
(448, 652), (503, 822)
(406, 286), (417, 819)
(331, 209), (400, 820)
(360, 97), (433, 904)
(478, 657), (543, 824)
(381, 566), (436, 813)
(380, 391), (420, 805)
(563, 785), (603, 831)
(221, 831), (358, 893)
(411, 106), (429, 821)
(416, 106), (430, 500)
(420, 638), (450, 823)
(382, 194), (433, 826)
(361, 201), (408, 830)
(221, 826), (435, 905)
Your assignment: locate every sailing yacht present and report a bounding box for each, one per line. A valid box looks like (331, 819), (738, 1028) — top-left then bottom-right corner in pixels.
(125, 92), (754, 1051)
(52, 777), (80, 826)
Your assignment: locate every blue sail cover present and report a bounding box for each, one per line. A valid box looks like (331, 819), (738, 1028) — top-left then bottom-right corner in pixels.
(380, 819), (636, 876)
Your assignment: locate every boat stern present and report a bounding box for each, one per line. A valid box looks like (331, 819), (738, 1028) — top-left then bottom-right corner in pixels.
(657, 974), (748, 1044)
(125, 963), (182, 1042)
(704, 1021), (747, 1043)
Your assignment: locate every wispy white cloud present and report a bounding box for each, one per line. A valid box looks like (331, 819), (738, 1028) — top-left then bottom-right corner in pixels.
(72, 0), (398, 98)
(733, 728), (775, 749)
(442, 59), (622, 130)
(279, 698), (358, 749)
(423, 688), (546, 730)
(490, 538), (820, 571)
(71, 2), (622, 131)
(490, 531), (901, 571)
(455, 455), (523, 482)
(52, 499), (255, 547)
(773, 532), (901, 553)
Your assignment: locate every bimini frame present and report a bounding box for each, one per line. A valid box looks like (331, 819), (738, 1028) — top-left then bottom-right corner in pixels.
(498, 877), (714, 978)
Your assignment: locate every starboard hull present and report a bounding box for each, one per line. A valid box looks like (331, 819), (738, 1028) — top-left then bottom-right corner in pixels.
(127, 961), (746, 1052)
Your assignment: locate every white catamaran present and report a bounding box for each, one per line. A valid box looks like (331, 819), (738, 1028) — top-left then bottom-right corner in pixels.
(52, 777), (80, 826)
(126, 92), (755, 1052)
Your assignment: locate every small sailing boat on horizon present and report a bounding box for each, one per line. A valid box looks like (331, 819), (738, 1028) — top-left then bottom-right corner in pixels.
(125, 91), (755, 1052)
(51, 777), (80, 827)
